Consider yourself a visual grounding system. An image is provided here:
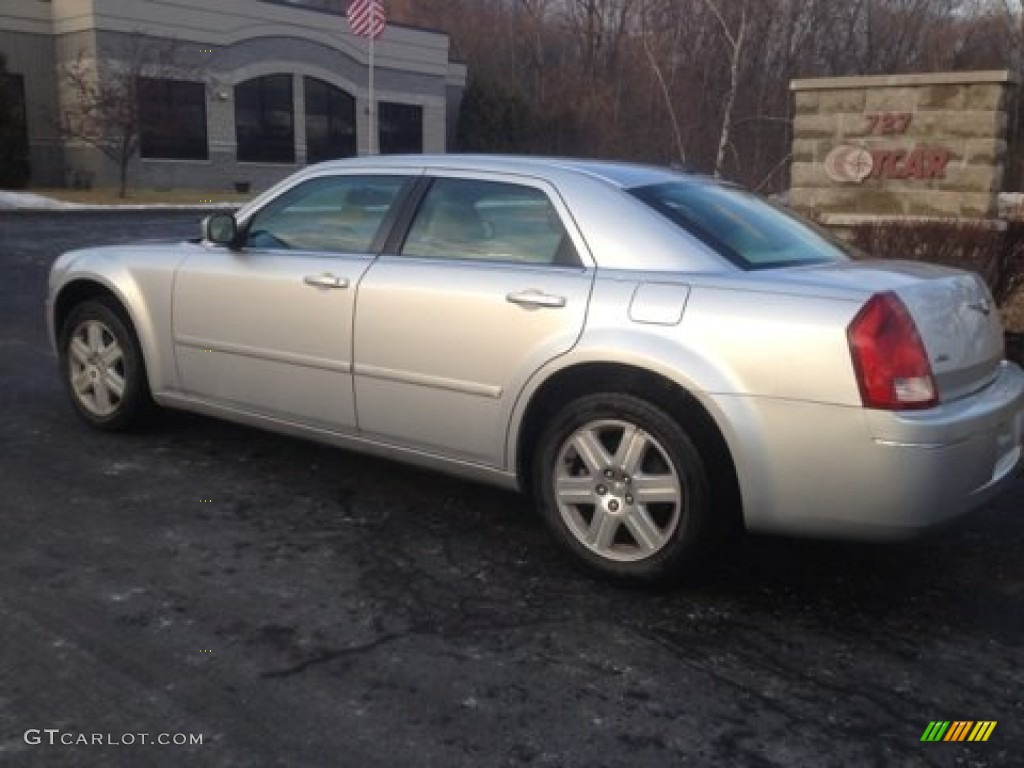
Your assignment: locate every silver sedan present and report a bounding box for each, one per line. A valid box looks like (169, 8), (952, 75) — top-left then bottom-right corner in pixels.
(46, 155), (1024, 583)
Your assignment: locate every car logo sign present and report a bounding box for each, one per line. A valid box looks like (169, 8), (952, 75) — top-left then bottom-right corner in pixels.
(824, 145), (875, 184)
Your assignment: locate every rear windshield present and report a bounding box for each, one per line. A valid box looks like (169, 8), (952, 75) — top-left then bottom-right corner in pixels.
(630, 182), (851, 270)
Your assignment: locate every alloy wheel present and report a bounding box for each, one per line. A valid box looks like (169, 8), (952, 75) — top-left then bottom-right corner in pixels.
(553, 418), (683, 562)
(68, 319), (126, 417)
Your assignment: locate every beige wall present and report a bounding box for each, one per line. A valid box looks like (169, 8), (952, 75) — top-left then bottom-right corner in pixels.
(790, 71), (1015, 222)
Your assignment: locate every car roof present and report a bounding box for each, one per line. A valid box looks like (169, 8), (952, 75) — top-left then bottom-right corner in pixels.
(310, 154), (694, 189)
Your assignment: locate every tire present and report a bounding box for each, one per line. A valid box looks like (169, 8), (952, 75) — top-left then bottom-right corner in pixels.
(59, 297), (154, 431)
(533, 393), (715, 585)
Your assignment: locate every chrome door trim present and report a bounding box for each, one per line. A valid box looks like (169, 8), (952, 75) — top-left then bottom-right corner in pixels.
(175, 335), (352, 374)
(355, 362), (503, 399)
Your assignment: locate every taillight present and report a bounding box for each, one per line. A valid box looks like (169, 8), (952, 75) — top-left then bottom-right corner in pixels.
(847, 292), (937, 410)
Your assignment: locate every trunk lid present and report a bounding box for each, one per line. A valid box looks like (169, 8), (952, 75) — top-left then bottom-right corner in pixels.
(774, 260), (1005, 402)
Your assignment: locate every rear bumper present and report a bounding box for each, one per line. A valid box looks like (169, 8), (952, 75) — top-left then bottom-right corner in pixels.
(723, 361), (1024, 538)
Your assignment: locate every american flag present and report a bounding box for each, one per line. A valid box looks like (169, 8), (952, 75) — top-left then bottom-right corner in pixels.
(347, 0), (386, 39)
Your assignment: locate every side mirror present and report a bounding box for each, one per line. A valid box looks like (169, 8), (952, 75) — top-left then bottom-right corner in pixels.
(202, 213), (238, 246)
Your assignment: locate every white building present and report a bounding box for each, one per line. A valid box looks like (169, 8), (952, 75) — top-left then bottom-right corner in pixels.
(0, 0), (467, 189)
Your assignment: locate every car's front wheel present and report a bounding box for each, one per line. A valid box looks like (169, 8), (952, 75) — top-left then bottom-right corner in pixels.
(60, 298), (154, 430)
(534, 393), (715, 584)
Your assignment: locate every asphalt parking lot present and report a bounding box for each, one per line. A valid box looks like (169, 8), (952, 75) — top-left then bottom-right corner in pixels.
(1, 210), (1022, 767)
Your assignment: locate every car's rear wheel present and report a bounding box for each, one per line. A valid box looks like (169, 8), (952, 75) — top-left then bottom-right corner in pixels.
(534, 393), (714, 584)
(60, 298), (153, 430)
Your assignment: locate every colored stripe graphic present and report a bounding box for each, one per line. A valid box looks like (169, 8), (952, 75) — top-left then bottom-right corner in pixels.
(921, 721), (950, 742)
(944, 721), (972, 741)
(968, 722), (997, 742)
(921, 721), (996, 742)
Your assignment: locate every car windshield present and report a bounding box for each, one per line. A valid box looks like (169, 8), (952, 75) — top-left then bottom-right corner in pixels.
(630, 181), (852, 270)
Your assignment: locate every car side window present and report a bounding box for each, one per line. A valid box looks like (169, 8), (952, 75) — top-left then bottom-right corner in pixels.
(245, 175), (407, 253)
(400, 178), (579, 266)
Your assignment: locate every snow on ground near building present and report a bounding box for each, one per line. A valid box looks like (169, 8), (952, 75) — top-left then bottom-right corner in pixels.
(0, 190), (85, 209)
(0, 190), (239, 210)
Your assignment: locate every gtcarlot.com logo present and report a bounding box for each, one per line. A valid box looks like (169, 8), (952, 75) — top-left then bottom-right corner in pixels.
(24, 729), (203, 747)
(920, 721), (997, 742)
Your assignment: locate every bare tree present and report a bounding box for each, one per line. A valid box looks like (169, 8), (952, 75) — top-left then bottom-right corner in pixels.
(639, 0), (687, 165)
(57, 35), (187, 197)
(388, 0), (1019, 189)
(702, 0), (748, 177)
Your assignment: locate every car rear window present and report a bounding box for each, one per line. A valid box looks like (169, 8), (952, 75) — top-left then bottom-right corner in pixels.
(630, 181), (851, 270)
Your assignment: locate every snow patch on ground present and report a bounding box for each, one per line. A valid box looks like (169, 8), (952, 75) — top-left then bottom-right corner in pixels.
(0, 190), (84, 209)
(0, 190), (239, 210)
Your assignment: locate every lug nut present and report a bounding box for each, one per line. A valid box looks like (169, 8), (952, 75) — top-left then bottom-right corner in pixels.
(596, 485), (607, 495)
(608, 500), (620, 512)
(625, 495), (634, 505)
(604, 469), (615, 479)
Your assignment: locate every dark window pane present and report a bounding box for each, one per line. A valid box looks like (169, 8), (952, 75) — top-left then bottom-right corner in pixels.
(304, 77), (356, 164)
(245, 175), (409, 252)
(630, 182), (851, 270)
(235, 75), (295, 164)
(378, 102), (422, 155)
(138, 77), (208, 160)
(401, 178), (573, 265)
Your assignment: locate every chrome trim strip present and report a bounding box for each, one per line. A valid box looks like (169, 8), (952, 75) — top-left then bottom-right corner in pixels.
(872, 437), (968, 449)
(175, 335), (351, 374)
(355, 363), (503, 399)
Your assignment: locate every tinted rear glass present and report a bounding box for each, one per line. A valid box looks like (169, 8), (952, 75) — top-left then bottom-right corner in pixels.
(630, 182), (851, 270)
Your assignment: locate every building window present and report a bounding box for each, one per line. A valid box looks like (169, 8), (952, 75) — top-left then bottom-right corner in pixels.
(235, 75), (295, 163)
(138, 78), (208, 160)
(379, 102), (423, 155)
(0, 72), (30, 187)
(304, 77), (356, 164)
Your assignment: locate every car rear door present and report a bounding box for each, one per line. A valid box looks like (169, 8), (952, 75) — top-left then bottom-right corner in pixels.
(352, 173), (595, 466)
(173, 173), (412, 431)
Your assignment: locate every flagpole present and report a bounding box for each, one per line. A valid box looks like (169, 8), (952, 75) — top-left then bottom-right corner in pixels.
(369, 31), (375, 155)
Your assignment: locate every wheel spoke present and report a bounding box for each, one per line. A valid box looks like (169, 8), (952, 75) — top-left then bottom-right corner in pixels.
(86, 322), (105, 353)
(555, 474), (596, 504)
(70, 338), (91, 365)
(100, 342), (123, 368)
(614, 425), (647, 475)
(103, 370), (126, 399)
(587, 508), (619, 550)
(71, 369), (91, 394)
(632, 475), (679, 505)
(92, 376), (112, 412)
(572, 430), (613, 474)
(624, 506), (665, 553)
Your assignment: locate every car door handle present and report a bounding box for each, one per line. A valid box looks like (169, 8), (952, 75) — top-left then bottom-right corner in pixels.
(303, 273), (349, 289)
(506, 290), (567, 309)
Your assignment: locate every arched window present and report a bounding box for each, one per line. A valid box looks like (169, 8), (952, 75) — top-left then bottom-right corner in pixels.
(304, 77), (356, 164)
(235, 75), (294, 163)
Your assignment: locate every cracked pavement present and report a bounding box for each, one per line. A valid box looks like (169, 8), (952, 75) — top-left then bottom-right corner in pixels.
(1, 211), (1022, 766)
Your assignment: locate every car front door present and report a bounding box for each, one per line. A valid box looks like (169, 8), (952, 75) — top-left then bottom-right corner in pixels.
(173, 173), (411, 430)
(353, 174), (594, 466)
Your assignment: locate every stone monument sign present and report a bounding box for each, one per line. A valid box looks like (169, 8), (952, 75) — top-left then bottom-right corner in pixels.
(789, 71), (1015, 224)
